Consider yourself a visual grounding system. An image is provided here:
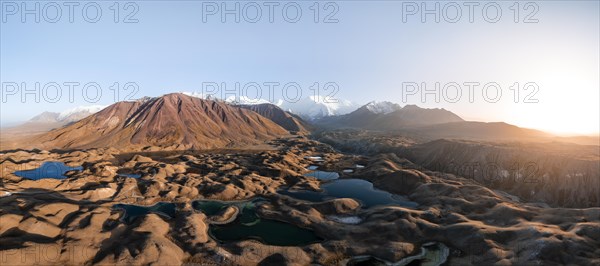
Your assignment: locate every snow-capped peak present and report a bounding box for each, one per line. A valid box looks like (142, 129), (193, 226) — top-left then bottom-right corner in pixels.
(279, 95), (359, 120)
(181, 91), (358, 119)
(364, 101), (401, 114)
(181, 91), (209, 100)
(224, 95), (273, 105)
(181, 91), (271, 105)
(58, 105), (106, 121)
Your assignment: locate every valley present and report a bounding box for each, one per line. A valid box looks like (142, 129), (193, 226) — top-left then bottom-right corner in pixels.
(0, 93), (599, 265)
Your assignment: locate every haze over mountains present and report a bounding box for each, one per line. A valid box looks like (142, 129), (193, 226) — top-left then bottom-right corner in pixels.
(1, 105), (105, 136)
(30, 105), (106, 124)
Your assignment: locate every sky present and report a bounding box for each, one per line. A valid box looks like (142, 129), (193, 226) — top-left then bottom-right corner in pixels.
(1, 0), (599, 135)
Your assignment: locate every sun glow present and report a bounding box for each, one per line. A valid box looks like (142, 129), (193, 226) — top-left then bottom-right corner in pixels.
(507, 70), (599, 136)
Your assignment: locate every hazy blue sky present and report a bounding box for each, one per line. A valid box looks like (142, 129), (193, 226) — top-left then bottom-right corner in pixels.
(1, 1), (599, 134)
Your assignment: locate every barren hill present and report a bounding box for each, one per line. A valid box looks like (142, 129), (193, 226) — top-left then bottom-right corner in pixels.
(28, 93), (289, 150)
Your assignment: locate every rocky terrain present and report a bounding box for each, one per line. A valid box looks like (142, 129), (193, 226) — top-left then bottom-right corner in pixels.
(1, 137), (599, 265)
(316, 129), (600, 208)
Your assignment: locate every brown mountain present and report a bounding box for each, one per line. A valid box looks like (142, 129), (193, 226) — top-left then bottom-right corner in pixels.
(237, 103), (311, 134)
(28, 93), (290, 150)
(405, 121), (552, 142)
(379, 105), (464, 128)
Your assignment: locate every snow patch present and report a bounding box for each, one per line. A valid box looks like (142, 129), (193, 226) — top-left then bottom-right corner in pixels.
(58, 105), (106, 121)
(279, 95), (359, 119)
(224, 95), (272, 105)
(182, 91), (273, 105)
(365, 101), (401, 114)
(181, 91), (211, 99)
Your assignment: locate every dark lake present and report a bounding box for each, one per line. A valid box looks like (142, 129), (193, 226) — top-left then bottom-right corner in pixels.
(194, 199), (322, 246)
(112, 202), (177, 224)
(280, 179), (418, 208)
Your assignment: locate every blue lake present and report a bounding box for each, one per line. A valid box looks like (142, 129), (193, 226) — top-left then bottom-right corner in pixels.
(14, 162), (83, 180)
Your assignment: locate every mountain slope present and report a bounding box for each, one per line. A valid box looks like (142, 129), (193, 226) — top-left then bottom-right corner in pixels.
(237, 103), (311, 134)
(407, 121), (551, 141)
(29, 111), (61, 123)
(30, 93), (289, 150)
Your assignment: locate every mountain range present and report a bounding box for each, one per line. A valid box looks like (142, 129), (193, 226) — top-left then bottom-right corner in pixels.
(3, 93), (589, 150)
(315, 101), (464, 130)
